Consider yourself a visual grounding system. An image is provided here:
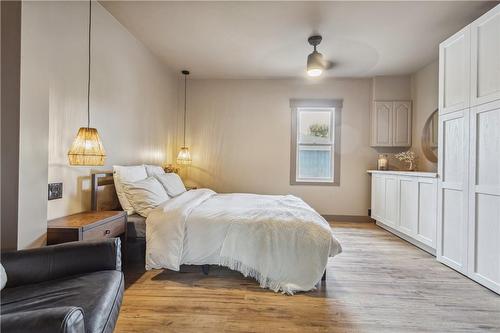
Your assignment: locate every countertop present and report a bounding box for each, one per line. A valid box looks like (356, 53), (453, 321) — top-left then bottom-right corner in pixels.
(367, 170), (438, 178)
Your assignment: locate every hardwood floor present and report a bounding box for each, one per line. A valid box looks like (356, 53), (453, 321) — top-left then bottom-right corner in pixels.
(116, 222), (500, 333)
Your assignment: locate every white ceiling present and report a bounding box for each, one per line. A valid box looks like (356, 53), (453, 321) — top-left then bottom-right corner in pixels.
(102, 1), (497, 79)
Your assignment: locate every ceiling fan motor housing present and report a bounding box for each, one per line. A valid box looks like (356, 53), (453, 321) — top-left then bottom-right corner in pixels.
(308, 35), (322, 47)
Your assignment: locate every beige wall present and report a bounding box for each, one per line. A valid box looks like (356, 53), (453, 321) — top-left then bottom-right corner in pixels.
(372, 75), (412, 101)
(411, 60), (439, 172)
(18, 2), (51, 249)
(17, 1), (177, 248)
(185, 78), (378, 216)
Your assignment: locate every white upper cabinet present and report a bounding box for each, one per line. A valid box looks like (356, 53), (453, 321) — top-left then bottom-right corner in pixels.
(371, 101), (412, 147)
(439, 26), (471, 115)
(470, 5), (500, 106)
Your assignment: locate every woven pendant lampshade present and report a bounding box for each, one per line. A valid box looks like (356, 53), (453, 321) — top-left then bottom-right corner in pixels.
(177, 146), (192, 165)
(67, 1), (106, 166)
(68, 127), (106, 166)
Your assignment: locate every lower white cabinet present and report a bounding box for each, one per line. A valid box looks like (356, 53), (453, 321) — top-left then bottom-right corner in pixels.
(369, 171), (438, 254)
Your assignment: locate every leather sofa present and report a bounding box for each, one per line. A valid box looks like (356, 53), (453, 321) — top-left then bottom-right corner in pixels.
(1, 239), (124, 333)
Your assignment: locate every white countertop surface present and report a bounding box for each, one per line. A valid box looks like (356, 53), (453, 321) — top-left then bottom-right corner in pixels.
(367, 170), (438, 178)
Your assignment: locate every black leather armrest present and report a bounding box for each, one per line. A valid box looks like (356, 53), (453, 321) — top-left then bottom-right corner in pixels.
(1, 238), (121, 288)
(0, 306), (85, 333)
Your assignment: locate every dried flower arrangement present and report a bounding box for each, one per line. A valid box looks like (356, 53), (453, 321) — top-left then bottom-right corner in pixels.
(394, 150), (417, 171)
(164, 164), (180, 174)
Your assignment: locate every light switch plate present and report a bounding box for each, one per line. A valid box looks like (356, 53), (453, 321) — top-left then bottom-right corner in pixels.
(48, 183), (63, 200)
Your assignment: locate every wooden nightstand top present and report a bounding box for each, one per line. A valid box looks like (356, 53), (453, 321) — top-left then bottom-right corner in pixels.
(48, 211), (126, 229)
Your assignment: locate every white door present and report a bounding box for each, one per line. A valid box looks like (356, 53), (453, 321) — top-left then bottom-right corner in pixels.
(384, 175), (399, 227)
(416, 178), (438, 249)
(398, 176), (418, 236)
(393, 101), (412, 147)
(371, 102), (393, 147)
(437, 109), (469, 274)
(470, 5), (500, 107)
(467, 100), (500, 294)
(439, 26), (471, 115)
(371, 174), (386, 221)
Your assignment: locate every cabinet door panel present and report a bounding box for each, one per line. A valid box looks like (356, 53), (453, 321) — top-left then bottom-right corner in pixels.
(371, 102), (393, 146)
(393, 102), (412, 147)
(384, 176), (399, 227)
(439, 27), (471, 114)
(471, 5), (500, 106)
(468, 101), (500, 293)
(398, 177), (418, 236)
(437, 110), (469, 274)
(371, 175), (386, 221)
(416, 179), (437, 248)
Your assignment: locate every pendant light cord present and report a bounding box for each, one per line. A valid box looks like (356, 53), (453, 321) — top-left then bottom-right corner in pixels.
(183, 73), (187, 147)
(87, 0), (92, 128)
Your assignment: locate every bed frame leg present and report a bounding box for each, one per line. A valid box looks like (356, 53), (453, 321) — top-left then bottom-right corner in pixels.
(321, 271), (326, 281)
(201, 264), (210, 275)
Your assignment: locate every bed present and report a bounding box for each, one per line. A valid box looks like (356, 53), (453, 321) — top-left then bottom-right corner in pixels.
(91, 170), (342, 294)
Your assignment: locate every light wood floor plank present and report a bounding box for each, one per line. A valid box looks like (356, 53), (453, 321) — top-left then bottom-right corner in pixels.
(116, 222), (500, 333)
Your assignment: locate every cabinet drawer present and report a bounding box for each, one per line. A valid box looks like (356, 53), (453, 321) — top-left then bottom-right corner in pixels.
(82, 218), (125, 240)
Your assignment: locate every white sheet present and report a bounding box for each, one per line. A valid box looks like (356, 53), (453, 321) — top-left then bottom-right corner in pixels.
(146, 189), (342, 294)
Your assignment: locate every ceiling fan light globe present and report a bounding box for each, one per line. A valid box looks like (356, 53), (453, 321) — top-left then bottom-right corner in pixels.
(307, 68), (323, 77)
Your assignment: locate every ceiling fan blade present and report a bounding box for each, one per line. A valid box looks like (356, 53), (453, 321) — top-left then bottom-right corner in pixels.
(323, 59), (334, 70)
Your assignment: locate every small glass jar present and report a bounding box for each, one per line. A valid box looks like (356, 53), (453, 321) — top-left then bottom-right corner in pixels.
(377, 154), (388, 170)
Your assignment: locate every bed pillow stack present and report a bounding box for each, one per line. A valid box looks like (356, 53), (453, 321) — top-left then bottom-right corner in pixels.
(113, 164), (188, 218)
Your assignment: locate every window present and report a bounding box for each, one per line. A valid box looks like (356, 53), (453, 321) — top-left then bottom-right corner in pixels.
(290, 99), (342, 185)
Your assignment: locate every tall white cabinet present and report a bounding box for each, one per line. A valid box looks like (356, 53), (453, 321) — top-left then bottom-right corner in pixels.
(438, 4), (500, 294)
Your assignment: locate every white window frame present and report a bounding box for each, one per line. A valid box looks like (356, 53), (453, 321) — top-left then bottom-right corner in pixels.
(290, 99), (342, 186)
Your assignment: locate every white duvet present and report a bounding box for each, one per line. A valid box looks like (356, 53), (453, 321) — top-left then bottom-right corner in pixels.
(145, 189), (342, 294)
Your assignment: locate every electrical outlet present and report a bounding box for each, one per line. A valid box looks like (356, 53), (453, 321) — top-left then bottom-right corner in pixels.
(48, 183), (63, 200)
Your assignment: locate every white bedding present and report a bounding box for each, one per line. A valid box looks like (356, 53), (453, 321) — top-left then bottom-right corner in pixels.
(145, 189), (342, 294)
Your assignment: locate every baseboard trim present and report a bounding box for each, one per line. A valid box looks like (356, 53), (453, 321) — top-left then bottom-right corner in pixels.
(375, 221), (436, 256)
(322, 215), (375, 223)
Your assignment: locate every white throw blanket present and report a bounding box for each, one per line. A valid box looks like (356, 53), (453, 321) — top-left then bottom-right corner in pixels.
(146, 189), (342, 294)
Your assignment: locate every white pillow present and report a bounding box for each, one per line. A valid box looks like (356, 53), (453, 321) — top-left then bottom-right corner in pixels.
(155, 173), (186, 197)
(144, 164), (165, 177)
(1, 263), (7, 290)
(113, 165), (148, 215)
(122, 177), (169, 217)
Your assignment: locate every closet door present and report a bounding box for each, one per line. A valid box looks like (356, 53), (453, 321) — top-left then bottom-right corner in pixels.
(437, 109), (469, 274)
(416, 178), (438, 249)
(439, 27), (471, 115)
(371, 174), (386, 222)
(384, 175), (399, 227)
(371, 102), (393, 147)
(398, 176), (418, 236)
(470, 5), (500, 107)
(393, 101), (412, 147)
(467, 100), (500, 293)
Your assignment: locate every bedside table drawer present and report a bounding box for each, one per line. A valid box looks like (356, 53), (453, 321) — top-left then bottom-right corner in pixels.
(83, 218), (125, 240)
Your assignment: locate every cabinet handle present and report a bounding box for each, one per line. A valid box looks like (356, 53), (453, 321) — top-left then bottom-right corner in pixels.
(105, 229), (111, 235)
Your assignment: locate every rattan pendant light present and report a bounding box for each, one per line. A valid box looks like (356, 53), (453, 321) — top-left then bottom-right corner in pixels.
(177, 70), (192, 165)
(68, 1), (106, 166)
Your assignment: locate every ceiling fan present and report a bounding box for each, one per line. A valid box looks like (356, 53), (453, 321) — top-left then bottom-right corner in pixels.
(306, 35), (333, 77)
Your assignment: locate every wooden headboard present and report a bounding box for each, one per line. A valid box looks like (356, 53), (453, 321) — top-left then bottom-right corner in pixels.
(91, 171), (121, 211)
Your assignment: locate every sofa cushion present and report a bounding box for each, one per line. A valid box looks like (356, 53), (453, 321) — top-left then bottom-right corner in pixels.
(1, 270), (123, 333)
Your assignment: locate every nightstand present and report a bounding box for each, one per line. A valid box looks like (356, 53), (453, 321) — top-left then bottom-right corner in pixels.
(47, 211), (127, 250)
